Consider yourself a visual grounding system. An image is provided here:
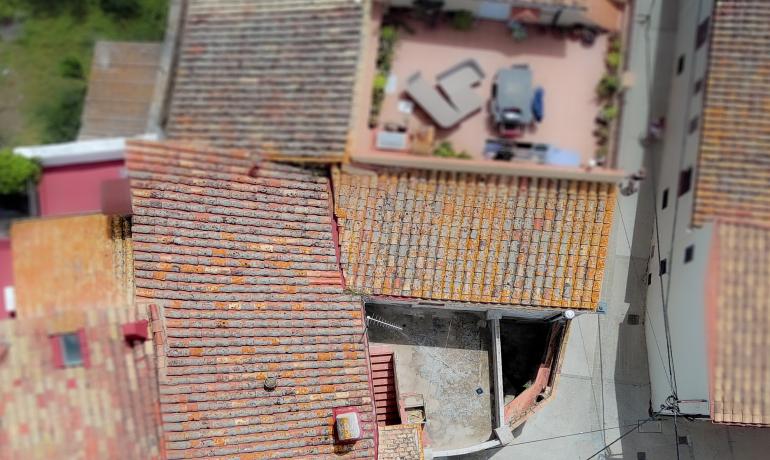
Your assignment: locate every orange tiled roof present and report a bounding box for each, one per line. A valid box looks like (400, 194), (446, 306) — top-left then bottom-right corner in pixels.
(708, 221), (770, 426)
(126, 141), (376, 458)
(1, 215), (161, 459)
(693, 0), (770, 226)
(332, 166), (616, 309)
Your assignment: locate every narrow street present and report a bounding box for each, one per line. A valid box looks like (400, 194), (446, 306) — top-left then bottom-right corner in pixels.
(463, 1), (767, 458)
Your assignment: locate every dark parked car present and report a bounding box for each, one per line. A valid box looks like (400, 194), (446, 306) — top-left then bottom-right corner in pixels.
(489, 65), (533, 137)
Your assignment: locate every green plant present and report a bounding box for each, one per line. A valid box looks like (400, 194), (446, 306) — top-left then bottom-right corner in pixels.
(59, 56), (84, 79)
(451, 10), (474, 31)
(42, 85), (86, 143)
(601, 104), (618, 122)
(0, 149), (41, 195)
(608, 33), (621, 53)
(605, 50), (621, 72)
(595, 145), (608, 161)
(100, 0), (141, 18)
(596, 74), (620, 99)
(433, 141), (471, 159)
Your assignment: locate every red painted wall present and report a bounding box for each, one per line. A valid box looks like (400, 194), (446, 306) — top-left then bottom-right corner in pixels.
(0, 239), (12, 318)
(37, 160), (125, 217)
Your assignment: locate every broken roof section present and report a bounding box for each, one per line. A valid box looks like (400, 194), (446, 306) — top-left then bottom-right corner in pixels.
(79, 41), (162, 140)
(333, 166), (615, 309)
(708, 221), (770, 426)
(164, 0), (365, 162)
(693, 0), (770, 227)
(125, 140), (376, 459)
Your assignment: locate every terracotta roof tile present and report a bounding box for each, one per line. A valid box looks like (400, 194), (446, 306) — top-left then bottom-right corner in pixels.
(165, 0), (365, 162)
(693, 0), (770, 226)
(332, 166), (615, 309)
(126, 140), (376, 459)
(0, 216), (161, 460)
(709, 221), (770, 426)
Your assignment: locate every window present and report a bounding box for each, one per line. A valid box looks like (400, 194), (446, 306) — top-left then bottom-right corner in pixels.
(659, 259), (667, 275)
(684, 244), (695, 263)
(694, 78), (703, 94)
(696, 17), (711, 49)
(61, 334), (83, 366)
(689, 116), (699, 134)
(677, 55), (685, 75)
(647, 273), (652, 286)
(50, 331), (88, 368)
(679, 167), (693, 196)
(661, 188), (669, 210)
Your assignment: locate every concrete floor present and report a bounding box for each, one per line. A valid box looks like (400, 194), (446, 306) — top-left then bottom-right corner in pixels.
(366, 304), (494, 450)
(354, 13), (606, 164)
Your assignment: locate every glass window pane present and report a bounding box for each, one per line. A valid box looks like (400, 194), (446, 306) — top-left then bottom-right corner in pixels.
(60, 333), (83, 366)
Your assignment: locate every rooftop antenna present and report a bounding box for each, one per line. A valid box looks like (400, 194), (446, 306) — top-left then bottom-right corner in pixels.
(360, 315), (403, 342)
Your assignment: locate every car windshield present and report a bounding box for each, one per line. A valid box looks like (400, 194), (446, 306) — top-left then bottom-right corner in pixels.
(502, 109), (522, 124)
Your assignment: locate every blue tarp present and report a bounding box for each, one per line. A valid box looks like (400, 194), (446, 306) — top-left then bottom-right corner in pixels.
(532, 87), (544, 122)
(544, 146), (581, 167)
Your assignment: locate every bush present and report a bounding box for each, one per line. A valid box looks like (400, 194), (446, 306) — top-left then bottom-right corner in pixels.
(59, 56), (84, 79)
(433, 141), (471, 159)
(601, 105), (618, 122)
(451, 10), (474, 31)
(605, 51), (621, 72)
(0, 149), (42, 195)
(596, 74), (620, 99)
(42, 86), (86, 143)
(100, 0), (141, 18)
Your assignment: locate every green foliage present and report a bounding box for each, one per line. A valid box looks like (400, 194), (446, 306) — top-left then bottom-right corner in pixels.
(601, 104), (618, 122)
(0, 149), (41, 195)
(608, 33), (621, 53)
(0, 0), (168, 146)
(451, 10), (474, 31)
(605, 50), (620, 72)
(596, 74), (620, 100)
(433, 141), (471, 159)
(42, 86), (86, 143)
(370, 26), (399, 127)
(373, 72), (387, 92)
(380, 25), (397, 44)
(100, 0), (141, 18)
(59, 56), (84, 79)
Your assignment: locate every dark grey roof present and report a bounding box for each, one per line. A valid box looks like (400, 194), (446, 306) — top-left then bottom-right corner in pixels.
(79, 41), (162, 140)
(165, 0), (365, 162)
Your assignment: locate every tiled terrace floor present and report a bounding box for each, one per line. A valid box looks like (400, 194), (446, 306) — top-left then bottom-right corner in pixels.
(353, 13), (607, 166)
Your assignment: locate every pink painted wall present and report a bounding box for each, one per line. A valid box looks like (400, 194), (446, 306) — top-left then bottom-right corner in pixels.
(0, 239), (12, 318)
(0, 159), (124, 319)
(37, 160), (125, 217)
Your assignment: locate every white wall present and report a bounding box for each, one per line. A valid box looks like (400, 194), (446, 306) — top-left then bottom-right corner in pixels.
(645, 0), (714, 416)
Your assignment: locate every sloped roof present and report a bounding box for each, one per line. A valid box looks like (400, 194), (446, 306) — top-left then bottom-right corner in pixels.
(1, 215), (161, 459)
(164, 0), (365, 162)
(708, 221), (770, 426)
(693, 0), (770, 226)
(125, 140), (376, 459)
(79, 41), (162, 140)
(332, 166), (616, 309)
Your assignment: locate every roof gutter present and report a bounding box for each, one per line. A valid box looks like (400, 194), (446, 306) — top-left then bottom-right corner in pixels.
(14, 135), (157, 167)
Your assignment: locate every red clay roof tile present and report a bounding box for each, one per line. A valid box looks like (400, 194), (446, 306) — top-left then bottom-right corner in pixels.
(126, 140), (376, 459)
